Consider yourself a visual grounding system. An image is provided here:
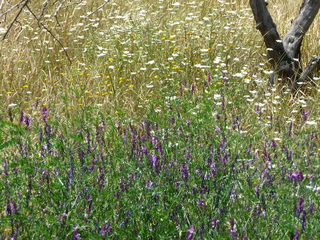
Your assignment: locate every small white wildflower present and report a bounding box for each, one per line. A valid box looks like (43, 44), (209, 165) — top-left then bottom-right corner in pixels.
(147, 60), (155, 65)
(0, 28), (7, 35)
(213, 94), (221, 99)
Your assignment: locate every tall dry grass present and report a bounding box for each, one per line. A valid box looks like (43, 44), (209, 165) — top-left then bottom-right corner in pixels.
(0, 0), (319, 120)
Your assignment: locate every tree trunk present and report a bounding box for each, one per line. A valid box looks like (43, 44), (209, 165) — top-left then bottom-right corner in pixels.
(250, 0), (320, 89)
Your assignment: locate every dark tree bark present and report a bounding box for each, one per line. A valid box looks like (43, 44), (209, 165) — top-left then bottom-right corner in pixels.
(250, 0), (320, 89)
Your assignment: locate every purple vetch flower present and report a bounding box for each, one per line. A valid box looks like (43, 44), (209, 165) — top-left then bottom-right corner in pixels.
(152, 155), (159, 173)
(220, 139), (227, 150)
(155, 143), (163, 156)
(256, 106), (262, 118)
(86, 194), (93, 213)
(309, 203), (314, 214)
(120, 178), (127, 192)
(115, 122), (121, 132)
(229, 219), (237, 239)
(296, 196), (305, 217)
(101, 222), (113, 236)
(288, 170), (304, 185)
(20, 110), (25, 123)
(186, 118), (190, 127)
(6, 201), (18, 215)
(42, 106), (48, 122)
(124, 210), (131, 226)
(197, 198), (206, 207)
(210, 162), (217, 176)
(301, 210), (307, 232)
(3, 159), (7, 168)
(72, 229), (80, 240)
(211, 218), (219, 230)
(145, 179), (153, 190)
(3, 160), (8, 176)
(20, 110), (31, 129)
(186, 225), (195, 240)
(181, 163), (189, 182)
(292, 230), (299, 239)
(207, 72), (211, 82)
(303, 110), (309, 122)
(191, 83), (196, 93)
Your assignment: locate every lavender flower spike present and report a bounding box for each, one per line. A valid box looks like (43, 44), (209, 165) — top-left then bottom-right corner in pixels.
(186, 225), (195, 240)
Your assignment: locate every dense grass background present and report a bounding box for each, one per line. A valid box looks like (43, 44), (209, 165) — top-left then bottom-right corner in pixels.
(1, 0), (320, 239)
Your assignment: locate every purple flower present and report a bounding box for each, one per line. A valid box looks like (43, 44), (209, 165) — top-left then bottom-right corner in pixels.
(181, 163), (189, 182)
(301, 210), (307, 232)
(152, 155), (159, 173)
(254, 185), (260, 198)
(6, 201), (18, 215)
(207, 72), (211, 82)
(296, 197), (304, 217)
(211, 218), (219, 230)
(292, 230), (299, 239)
(191, 83), (196, 93)
(145, 179), (153, 190)
(288, 170), (304, 186)
(229, 219), (237, 239)
(101, 222), (113, 236)
(197, 198), (206, 207)
(72, 229), (80, 240)
(309, 203), (314, 214)
(303, 110), (309, 122)
(256, 106), (262, 118)
(186, 225), (195, 240)
(42, 106), (48, 122)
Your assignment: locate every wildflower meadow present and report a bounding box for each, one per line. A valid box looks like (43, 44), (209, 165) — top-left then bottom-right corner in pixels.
(1, 0), (320, 239)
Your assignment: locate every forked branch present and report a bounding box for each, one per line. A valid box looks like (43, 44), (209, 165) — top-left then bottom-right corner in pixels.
(250, 0), (320, 89)
(283, 0), (320, 60)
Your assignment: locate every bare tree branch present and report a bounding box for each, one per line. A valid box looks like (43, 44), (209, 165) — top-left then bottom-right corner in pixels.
(86, 0), (110, 18)
(0, 0), (25, 19)
(53, 0), (66, 25)
(249, 0), (289, 66)
(2, 0), (29, 40)
(250, 0), (320, 90)
(283, 0), (320, 60)
(25, 3), (72, 63)
(298, 56), (320, 83)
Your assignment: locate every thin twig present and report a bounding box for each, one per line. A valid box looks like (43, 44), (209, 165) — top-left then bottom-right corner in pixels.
(53, 0), (66, 25)
(25, 4), (72, 64)
(297, 56), (320, 83)
(62, 0), (83, 9)
(86, 0), (110, 18)
(2, 0), (29, 40)
(54, 0), (66, 17)
(0, 0), (25, 18)
(39, 0), (50, 20)
(0, 0), (5, 12)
